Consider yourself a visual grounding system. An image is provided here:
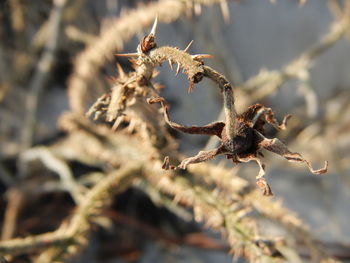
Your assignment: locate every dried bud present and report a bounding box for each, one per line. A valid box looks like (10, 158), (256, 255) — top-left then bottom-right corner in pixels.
(140, 35), (157, 53)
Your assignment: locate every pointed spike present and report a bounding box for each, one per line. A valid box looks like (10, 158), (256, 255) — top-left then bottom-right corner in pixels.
(149, 15), (158, 36)
(106, 76), (117, 84)
(298, 0), (306, 6)
(220, 1), (230, 23)
(116, 63), (126, 78)
(129, 58), (139, 69)
(184, 40), (194, 53)
(168, 59), (173, 70)
(175, 63), (181, 76)
(115, 53), (139, 57)
(153, 83), (164, 91)
(192, 54), (214, 60)
(194, 3), (202, 16)
(162, 156), (170, 170)
(112, 116), (125, 131)
(152, 69), (160, 78)
(188, 81), (194, 93)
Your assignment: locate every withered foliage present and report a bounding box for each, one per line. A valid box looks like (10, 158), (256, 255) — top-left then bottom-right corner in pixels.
(150, 97), (327, 196)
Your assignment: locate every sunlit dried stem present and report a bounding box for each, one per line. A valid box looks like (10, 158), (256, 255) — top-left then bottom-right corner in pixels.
(203, 66), (237, 140)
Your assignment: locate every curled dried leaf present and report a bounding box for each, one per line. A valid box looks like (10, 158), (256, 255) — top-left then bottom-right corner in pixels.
(257, 135), (328, 175)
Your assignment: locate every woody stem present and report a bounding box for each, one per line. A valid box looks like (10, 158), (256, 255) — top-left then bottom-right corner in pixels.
(203, 66), (237, 140)
(223, 85), (236, 140)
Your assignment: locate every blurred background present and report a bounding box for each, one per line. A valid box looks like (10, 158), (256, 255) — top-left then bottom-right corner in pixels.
(1, 0), (350, 262)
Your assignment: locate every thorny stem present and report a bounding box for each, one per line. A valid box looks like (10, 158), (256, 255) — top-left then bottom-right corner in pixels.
(66, 164), (141, 237)
(68, 0), (229, 113)
(130, 45), (238, 140)
(137, 46), (204, 86)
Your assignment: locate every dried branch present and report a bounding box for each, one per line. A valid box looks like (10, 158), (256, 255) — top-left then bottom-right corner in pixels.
(1, 189), (24, 241)
(19, 146), (84, 204)
(242, 1), (350, 102)
(8, 0), (25, 33)
(21, 0), (70, 150)
(0, 231), (72, 256)
(0, 164), (141, 260)
(47, 114), (335, 262)
(203, 66), (238, 140)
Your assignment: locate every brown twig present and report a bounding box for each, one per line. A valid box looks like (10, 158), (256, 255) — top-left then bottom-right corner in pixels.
(1, 189), (24, 241)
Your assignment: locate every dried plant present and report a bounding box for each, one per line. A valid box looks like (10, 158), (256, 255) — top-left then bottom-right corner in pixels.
(105, 19), (328, 196)
(1, 1), (349, 263)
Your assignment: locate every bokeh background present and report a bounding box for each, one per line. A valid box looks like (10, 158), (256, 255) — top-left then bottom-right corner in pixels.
(1, 0), (350, 262)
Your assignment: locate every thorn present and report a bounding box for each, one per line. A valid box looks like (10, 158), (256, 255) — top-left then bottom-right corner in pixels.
(115, 53), (139, 57)
(152, 69), (160, 78)
(112, 116), (125, 131)
(162, 156), (170, 170)
(185, 2), (193, 19)
(106, 76), (117, 84)
(298, 0), (307, 6)
(184, 40), (194, 53)
(192, 54), (214, 60)
(116, 63), (126, 78)
(153, 83), (164, 91)
(175, 63), (181, 76)
(129, 58), (138, 68)
(194, 3), (202, 16)
(149, 15), (158, 36)
(188, 81), (194, 93)
(220, 1), (230, 23)
(106, 75), (116, 81)
(168, 59), (173, 70)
